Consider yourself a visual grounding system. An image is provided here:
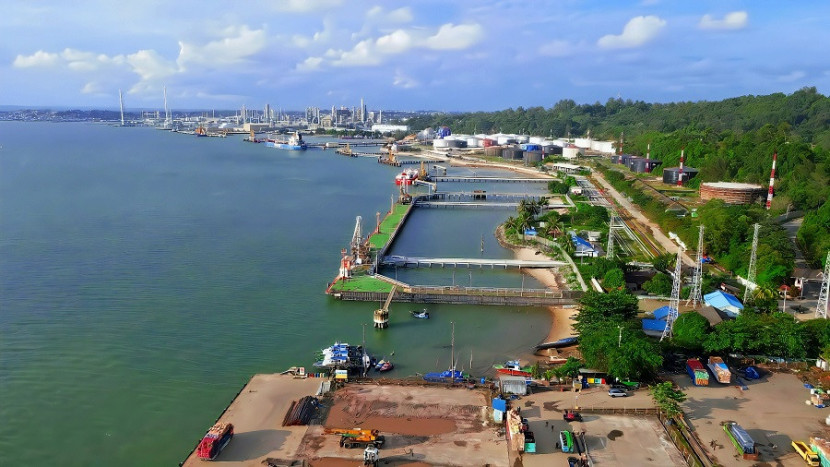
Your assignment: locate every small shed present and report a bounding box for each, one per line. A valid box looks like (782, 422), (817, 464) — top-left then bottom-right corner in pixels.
(499, 375), (528, 395)
(704, 290), (744, 317)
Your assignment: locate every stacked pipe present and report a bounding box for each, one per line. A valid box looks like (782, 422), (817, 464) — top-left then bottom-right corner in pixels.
(282, 396), (318, 426)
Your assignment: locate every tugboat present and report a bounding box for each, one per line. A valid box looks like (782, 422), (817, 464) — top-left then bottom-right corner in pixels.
(410, 309), (430, 319)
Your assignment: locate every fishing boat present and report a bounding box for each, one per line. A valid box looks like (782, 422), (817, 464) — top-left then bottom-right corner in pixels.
(394, 168), (419, 185)
(424, 322), (468, 382)
(535, 336), (579, 351)
(410, 309), (430, 319)
(265, 131), (307, 150)
(493, 360), (533, 378)
(375, 359), (393, 372)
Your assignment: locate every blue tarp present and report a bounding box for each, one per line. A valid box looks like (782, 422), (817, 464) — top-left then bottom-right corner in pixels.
(642, 319), (667, 331)
(570, 234), (593, 250)
(524, 228), (537, 237)
(704, 290), (744, 313)
(652, 305), (673, 321)
(492, 398), (507, 412)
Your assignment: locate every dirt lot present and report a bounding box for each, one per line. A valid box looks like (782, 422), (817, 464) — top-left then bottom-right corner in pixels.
(518, 385), (685, 466)
(670, 371), (830, 467)
(298, 384), (508, 466)
(181, 374), (323, 467)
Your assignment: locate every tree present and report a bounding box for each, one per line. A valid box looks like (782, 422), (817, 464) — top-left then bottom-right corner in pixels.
(642, 272), (673, 296)
(652, 253), (675, 273)
(672, 312), (711, 351)
(578, 320), (663, 380)
(650, 382), (686, 419)
(575, 289), (640, 331)
(603, 268), (625, 289)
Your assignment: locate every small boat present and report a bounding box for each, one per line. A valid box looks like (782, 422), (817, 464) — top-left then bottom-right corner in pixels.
(535, 336), (579, 351)
(493, 360), (533, 378)
(196, 422), (234, 460)
(375, 359), (394, 372)
(395, 168), (419, 185)
(410, 309), (430, 319)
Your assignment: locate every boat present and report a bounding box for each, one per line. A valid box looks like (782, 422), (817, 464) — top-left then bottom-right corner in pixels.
(535, 336), (579, 351)
(265, 131), (307, 150)
(375, 359), (394, 372)
(196, 422), (234, 460)
(313, 342), (366, 369)
(424, 322), (468, 382)
(195, 125), (208, 137)
(494, 360), (533, 378)
(395, 168), (419, 185)
(410, 309), (430, 319)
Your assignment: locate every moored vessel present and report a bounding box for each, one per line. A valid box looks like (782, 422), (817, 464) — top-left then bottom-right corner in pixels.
(395, 168), (419, 185)
(196, 422), (234, 460)
(265, 131), (307, 150)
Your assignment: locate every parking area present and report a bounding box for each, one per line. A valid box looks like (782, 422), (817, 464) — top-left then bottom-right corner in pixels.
(518, 385), (684, 466)
(671, 371), (830, 466)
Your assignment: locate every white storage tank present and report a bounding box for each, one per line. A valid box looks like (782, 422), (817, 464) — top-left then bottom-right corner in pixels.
(466, 137), (481, 148)
(563, 146), (581, 159)
(573, 138), (591, 149)
(497, 135), (516, 145)
(515, 135), (529, 144)
(433, 139), (450, 149)
(529, 136), (546, 144)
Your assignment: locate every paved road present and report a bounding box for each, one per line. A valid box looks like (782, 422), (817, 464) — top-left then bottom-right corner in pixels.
(590, 172), (696, 266)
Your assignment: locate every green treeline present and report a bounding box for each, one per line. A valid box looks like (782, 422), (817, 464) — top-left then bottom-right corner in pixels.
(404, 88), (829, 267)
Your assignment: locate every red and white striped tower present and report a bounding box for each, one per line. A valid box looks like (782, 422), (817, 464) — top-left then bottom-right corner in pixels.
(765, 152), (777, 210)
(646, 143), (652, 172)
(677, 149), (685, 186)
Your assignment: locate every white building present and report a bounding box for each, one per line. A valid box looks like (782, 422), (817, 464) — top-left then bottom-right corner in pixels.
(372, 124), (408, 133)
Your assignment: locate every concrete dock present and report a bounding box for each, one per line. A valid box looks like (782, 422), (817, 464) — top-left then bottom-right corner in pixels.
(180, 374), (321, 466)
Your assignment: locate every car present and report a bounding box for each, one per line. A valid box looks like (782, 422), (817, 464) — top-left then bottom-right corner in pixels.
(609, 384), (628, 391)
(608, 388), (628, 397)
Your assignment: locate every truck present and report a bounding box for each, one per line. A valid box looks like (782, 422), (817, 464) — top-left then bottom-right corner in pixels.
(686, 359), (709, 386)
(196, 422), (234, 460)
(791, 440), (820, 466)
(708, 356), (731, 384)
(363, 446), (380, 467)
(723, 422), (757, 460)
(324, 428), (385, 449)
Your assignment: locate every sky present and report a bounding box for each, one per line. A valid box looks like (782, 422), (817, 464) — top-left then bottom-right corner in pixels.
(2, 0), (829, 111)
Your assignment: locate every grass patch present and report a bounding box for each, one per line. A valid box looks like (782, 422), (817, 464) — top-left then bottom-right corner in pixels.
(368, 204), (411, 250)
(329, 275), (394, 293)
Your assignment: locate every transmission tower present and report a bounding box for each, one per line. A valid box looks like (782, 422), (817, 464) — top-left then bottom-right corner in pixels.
(686, 225), (705, 307)
(661, 247), (683, 341)
(743, 223), (761, 303)
(606, 210), (623, 260)
(816, 251), (830, 319)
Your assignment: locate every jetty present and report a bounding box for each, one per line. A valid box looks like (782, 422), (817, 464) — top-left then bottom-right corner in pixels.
(381, 256), (567, 269)
(431, 176), (549, 183)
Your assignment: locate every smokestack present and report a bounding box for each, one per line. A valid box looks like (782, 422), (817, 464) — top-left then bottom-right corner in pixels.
(618, 131), (624, 155)
(646, 143), (651, 173)
(766, 152), (777, 210)
(677, 149), (685, 186)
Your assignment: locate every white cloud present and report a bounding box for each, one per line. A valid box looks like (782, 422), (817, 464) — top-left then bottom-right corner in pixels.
(539, 40), (574, 57)
(699, 11), (748, 30)
(275, 0), (342, 13)
(598, 15), (666, 49)
(296, 56), (324, 72)
(127, 49), (177, 81)
(376, 30), (413, 54)
(778, 70), (805, 82)
(367, 6), (413, 23)
(177, 25), (266, 69)
(81, 81), (104, 94)
(13, 50), (59, 68)
(393, 69), (419, 88)
(331, 40), (382, 67)
(425, 23), (484, 50)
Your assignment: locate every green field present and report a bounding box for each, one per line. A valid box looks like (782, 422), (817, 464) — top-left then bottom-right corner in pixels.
(368, 204), (411, 250)
(328, 275), (394, 293)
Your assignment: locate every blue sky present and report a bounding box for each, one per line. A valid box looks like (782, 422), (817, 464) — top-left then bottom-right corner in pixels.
(2, 0), (829, 111)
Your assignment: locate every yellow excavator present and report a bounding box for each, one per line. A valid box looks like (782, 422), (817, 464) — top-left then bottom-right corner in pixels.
(324, 428), (385, 449)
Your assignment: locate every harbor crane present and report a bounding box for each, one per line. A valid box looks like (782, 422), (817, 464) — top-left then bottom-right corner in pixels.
(374, 286), (396, 329)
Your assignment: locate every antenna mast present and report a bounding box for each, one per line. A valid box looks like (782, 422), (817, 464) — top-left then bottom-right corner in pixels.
(743, 223), (761, 303)
(686, 225), (705, 307)
(661, 247), (683, 341)
(816, 251), (830, 319)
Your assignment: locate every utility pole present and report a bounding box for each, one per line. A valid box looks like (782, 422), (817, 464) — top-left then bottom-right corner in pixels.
(816, 251), (830, 319)
(744, 223), (760, 304)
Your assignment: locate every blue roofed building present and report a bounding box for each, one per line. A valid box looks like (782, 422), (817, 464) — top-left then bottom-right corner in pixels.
(642, 305), (675, 335)
(569, 232), (598, 258)
(704, 290), (744, 318)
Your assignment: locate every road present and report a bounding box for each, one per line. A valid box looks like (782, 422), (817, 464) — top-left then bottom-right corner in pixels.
(589, 172), (696, 267)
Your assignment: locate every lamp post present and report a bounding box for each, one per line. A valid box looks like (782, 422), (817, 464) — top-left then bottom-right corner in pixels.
(618, 325), (623, 348)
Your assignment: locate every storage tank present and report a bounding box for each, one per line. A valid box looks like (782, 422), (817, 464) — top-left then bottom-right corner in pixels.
(610, 155), (620, 164)
(541, 144), (560, 155)
(700, 182), (766, 204)
(437, 126), (451, 138)
(433, 139), (450, 149)
(628, 157), (651, 173)
(562, 146), (581, 159)
(573, 138), (591, 149)
(482, 138), (497, 147)
(484, 146), (502, 158)
(529, 136), (545, 144)
(662, 167), (700, 185)
(618, 154), (632, 165)
(502, 147), (524, 160)
(524, 151), (543, 164)
(515, 135), (529, 144)
(497, 135), (516, 145)
(419, 128), (435, 139)
(466, 137), (481, 148)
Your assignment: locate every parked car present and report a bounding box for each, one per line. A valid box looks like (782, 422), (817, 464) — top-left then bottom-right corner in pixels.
(608, 388), (628, 397)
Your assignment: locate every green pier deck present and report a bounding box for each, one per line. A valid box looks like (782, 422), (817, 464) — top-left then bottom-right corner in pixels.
(368, 203), (411, 250)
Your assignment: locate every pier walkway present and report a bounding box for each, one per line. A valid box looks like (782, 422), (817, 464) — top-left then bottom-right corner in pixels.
(431, 176), (550, 183)
(382, 256), (567, 269)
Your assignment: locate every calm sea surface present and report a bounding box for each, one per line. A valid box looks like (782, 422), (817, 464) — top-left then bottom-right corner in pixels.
(0, 122), (549, 465)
